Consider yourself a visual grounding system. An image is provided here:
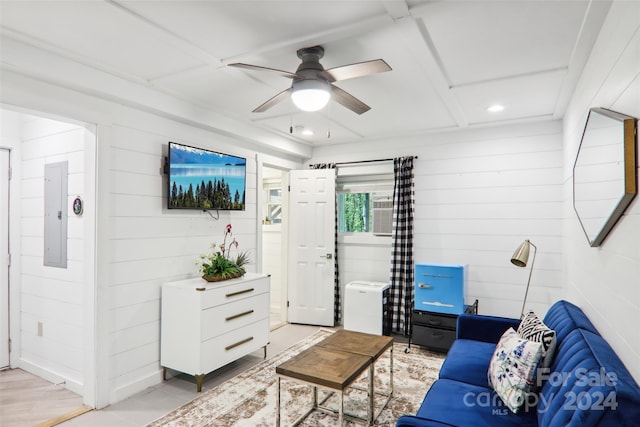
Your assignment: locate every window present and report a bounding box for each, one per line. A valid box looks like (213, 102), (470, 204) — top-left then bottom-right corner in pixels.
(339, 193), (370, 232)
(265, 187), (282, 224)
(337, 175), (393, 235)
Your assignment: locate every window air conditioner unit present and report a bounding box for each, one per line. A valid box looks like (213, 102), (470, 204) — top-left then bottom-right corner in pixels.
(373, 196), (393, 235)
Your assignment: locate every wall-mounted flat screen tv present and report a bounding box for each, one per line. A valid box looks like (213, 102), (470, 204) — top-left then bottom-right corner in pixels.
(168, 141), (246, 210)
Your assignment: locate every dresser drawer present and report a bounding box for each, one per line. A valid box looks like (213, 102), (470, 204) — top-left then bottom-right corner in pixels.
(200, 276), (269, 309)
(412, 325), (456, 352)
(412, 310), (457, 330)
(201, 319), (269, 374)
(201, 292), (269, 340)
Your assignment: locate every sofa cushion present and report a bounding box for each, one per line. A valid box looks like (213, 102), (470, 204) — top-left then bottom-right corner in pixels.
(439, 338), (495, 387)
(396, 415), (459, 426)
(542, 300), (598, 342)
(488, 328), (544, 413)
(457, 313), (521, 342)
(415, 379), (538, 427)
(518, 310), (557, 370)
(537, 329), (640, 427)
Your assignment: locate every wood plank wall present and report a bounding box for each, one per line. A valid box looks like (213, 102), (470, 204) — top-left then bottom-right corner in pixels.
(19, 117), (86, 393)
(311, 120), (564, 320)
(103, 122), (260, 401)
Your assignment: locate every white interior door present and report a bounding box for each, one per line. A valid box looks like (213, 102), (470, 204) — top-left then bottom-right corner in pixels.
(288, 169), (336, 326)
(0, 149), (10, 368)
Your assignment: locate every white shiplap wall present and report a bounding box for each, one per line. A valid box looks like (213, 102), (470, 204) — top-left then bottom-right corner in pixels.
(2, 69), (303, 406)
(562, 0), (640, 382)
(310, 120), (564, 319)
(104, 121), (262, 402)
(18, 116), (88, 393)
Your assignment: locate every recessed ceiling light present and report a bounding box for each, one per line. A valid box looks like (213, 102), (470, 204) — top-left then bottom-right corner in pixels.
(293, 125), (314, 136)
(488, 104), (505, 113)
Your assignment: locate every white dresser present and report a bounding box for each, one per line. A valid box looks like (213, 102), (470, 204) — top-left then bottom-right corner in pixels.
(160, 273), (270, 391)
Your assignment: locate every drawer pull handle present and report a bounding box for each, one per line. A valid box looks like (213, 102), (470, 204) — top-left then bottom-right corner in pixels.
(418, 283), (433, 289)
(225, 337), (254, 351)
(422, 274), (453, 279)
(226, 310), (254, 322)
(226, 288), (254, 298)
(428, 319), (442, 326)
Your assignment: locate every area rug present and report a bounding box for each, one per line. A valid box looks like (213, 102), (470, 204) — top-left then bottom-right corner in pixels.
(148, 330), (444, 426)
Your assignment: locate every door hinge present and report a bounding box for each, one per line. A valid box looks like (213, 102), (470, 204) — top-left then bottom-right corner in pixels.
(8, 338), (11, 353)
(7, 253), (10, 267)
(288, 185), (291, 192)
(287, 300), (290, 307)
(8, 167), (11, 181)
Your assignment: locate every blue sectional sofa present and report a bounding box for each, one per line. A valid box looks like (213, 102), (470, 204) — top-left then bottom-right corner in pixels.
(396, 300), (640, 427)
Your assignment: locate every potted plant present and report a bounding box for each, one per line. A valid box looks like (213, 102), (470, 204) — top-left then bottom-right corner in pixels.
(197, 224), (250, 282)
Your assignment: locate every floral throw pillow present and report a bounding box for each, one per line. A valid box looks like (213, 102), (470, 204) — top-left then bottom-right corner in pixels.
(488, 327), (543, 413)
(517, 310), (557, 370)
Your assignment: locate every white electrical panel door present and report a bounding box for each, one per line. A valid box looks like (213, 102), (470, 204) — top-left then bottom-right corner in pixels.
(44, 161), (68, 268)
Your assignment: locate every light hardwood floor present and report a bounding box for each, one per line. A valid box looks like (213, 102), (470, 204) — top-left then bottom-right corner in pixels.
(0, 323), (322, 427)
(0, 367), (88, 427)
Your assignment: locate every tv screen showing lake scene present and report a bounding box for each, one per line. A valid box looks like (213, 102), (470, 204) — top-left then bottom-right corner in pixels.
(168, 142), (246, 210)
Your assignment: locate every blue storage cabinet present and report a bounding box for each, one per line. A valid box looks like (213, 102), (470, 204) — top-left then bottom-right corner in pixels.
(414, 264), (466, 315)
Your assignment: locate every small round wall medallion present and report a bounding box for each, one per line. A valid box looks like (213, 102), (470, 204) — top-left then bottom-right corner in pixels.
(73, 196), (83, 216)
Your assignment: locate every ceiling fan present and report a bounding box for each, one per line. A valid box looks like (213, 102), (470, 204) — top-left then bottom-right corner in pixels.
(228, 46), (391, 115)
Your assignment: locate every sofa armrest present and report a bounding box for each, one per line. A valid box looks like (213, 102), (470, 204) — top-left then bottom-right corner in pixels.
(456, 314), (520, 343)
(396, 415), (458, 427)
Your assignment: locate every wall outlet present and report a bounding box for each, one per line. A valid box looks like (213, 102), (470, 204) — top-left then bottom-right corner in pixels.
(37, 322), (43, 337)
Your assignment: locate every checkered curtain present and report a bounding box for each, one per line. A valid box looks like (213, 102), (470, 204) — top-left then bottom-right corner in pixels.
(309, 163), (341, 325)
(389, 156), (415, 335)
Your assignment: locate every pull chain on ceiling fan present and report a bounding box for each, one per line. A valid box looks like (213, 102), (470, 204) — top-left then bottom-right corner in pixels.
(229, 46), (391, 115)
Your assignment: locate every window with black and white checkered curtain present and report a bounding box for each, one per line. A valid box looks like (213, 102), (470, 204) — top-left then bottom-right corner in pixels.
(389, 156), (415, 335)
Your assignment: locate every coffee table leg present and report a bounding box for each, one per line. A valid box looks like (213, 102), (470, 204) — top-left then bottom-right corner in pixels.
(390, 345), (394, 396)
(369, 364), (374, 424)
(339, 390), (344, 426)
(276, 376), (281, 427)
(313, 385), (318, 408)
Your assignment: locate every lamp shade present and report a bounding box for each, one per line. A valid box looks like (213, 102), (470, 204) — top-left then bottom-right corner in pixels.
(511, 239), (531, 267)
(291, 79), (331, 112)
(510, 239), (537, 318)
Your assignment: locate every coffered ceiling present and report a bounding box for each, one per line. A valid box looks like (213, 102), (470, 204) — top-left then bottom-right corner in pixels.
(0, 1), (611, 156)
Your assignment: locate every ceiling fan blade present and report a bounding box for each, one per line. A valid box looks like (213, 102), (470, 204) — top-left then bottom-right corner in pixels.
(331, 85), (370, 115)
(320, 59), (391, 82)
(252, 88), (291, 113)
(228, 63), (299, 79)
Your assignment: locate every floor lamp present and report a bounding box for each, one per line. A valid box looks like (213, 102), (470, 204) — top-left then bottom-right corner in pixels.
(511, 239), (537, 318)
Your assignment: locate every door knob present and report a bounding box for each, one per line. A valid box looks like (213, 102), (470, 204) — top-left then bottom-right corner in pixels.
(320, 254), (333, 259)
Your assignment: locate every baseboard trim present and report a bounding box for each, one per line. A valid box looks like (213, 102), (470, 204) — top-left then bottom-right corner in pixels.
(17, 358), (84, 396)
(109, 370), (164, 404)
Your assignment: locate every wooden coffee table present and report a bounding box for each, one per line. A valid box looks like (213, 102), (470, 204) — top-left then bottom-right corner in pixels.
(316, 330), (394, 422)
(276, 330), (394, 426)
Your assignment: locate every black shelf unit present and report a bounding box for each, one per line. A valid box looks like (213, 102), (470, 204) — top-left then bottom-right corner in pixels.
(407, 299), (478, 353)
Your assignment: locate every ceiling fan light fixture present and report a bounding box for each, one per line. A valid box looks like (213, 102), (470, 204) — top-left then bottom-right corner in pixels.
(291, 79), (331, 112)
